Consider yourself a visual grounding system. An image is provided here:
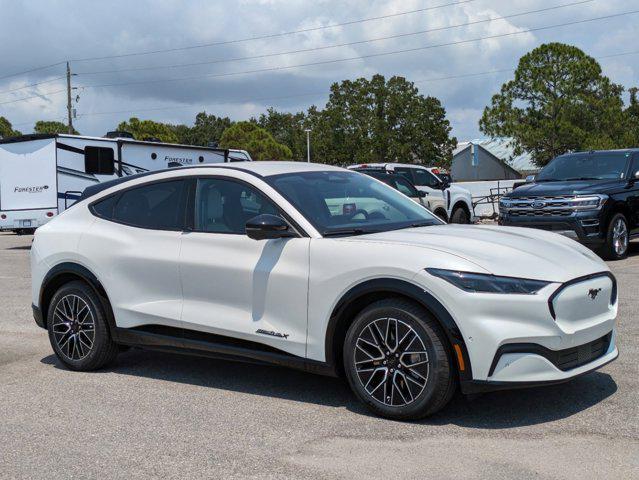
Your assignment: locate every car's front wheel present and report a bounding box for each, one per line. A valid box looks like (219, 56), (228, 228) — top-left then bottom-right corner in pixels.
(47, 281), (118, 371)
(343, 299), (456, 420)
(450, 206), (470, 224)
(599, 213), (629, 260)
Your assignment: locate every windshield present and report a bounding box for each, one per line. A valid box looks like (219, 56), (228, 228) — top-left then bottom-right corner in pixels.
(267, 170), (440, 236)
(536, 152), (631, 182)
(362, 171), (419, 197)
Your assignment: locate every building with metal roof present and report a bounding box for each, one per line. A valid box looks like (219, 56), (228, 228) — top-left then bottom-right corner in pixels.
(451, 138), (538, 181)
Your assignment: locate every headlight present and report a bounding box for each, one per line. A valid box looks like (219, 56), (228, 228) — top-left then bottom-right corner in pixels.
(426, 268), (550, 294)
(498, 197), (511, 212)
(569, 194), (607, 210)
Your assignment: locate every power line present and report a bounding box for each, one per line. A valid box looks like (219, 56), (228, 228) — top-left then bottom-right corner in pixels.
(0, 76), (65, 96)
(73, 50), (639, 121)
(68, 0), (476, 63)
(0, 88), (66, 106)
(77, 0), (593, 76)
(0, 61), (65, 82)
(77, 9), (639, 91)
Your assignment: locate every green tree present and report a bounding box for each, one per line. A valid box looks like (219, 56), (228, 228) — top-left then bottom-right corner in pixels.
(0, 116), (21, 138)
(255, 108), (307, 160)
(180, 111), (233, 146)
(116, 117), (178, 143)
(34, 120), (78, 135)
(307, 74), (456, 166)
(625, 87), (639, 147)
(480, 43), (628, 167)
(219, 121), (292, 160)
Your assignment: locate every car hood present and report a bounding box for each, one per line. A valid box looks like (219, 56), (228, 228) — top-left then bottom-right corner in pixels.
(349, 224), (607, 282)
(509, 180), (620, 197)
(447, 183), (471, 196)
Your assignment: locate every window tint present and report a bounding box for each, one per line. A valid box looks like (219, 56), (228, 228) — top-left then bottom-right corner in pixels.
(195, 178), (279, 234)
(91, 194), (118, 219)
(412, 168), (440, 188)
(85, 146), (115, 175)
(394, 168), (414, 183)
(536, 152), (631, 181)
(268, 171), (439, 236)
(112, 180), (187, 230)
(394, 177), (418, 197)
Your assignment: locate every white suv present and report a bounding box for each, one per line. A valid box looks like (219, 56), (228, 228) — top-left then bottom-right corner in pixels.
(349, 163), (474, 223)
(31, 162), (618, 419)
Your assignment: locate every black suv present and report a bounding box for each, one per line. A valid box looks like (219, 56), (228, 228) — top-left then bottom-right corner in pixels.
(499, 149), (639, 260)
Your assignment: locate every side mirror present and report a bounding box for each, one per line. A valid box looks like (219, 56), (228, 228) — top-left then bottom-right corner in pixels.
(439, 180), (450, 190)
(525, 174), (536, 183)
(246, 214), (295, 240)
(634, 170), (639, 180)
(417, 190), (428, 198)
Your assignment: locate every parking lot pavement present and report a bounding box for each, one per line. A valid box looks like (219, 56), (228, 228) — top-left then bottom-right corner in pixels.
(0, 231), (637, 480)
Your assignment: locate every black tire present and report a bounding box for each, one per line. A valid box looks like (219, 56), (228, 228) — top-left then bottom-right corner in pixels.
(450, 206), (470, 224)
(343, 298), (456, 420)
(434, 209), (448, 222)
(599, 213), (629, 260)
(47, 280), (118, 371)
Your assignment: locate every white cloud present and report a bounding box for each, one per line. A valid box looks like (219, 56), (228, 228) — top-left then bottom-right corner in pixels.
(0, 0), (637, 140)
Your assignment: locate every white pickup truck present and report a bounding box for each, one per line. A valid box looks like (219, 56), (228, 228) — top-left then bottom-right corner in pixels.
(348, 163), (475, 223)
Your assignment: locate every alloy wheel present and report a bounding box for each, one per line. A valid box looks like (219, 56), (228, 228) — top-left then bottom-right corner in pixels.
(613, 217), (628, 256)
(354, 317), (429, 407)
(51, 294), (96, 361)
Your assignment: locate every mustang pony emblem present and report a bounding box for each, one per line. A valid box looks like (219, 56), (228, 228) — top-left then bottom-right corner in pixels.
(588, 288), (602, 300)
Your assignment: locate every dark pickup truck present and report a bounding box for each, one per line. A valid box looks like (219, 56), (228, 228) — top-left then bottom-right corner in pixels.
(499, 149), (639, 260)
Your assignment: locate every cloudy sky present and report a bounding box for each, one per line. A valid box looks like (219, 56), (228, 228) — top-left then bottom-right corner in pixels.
(1, 0), (637, 142)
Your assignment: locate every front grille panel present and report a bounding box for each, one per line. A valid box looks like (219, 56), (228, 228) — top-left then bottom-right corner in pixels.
(509, 209), (573, 217)
(555, 334), (611, 371)
(488, 332), (613, 377)
(502, 195), (578, 217)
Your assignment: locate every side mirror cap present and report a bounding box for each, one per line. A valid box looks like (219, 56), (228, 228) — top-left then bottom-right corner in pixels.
(417, 191), (428, 198)
(634, 170), (639, 180)
(246, 214), (296, 240)
(525, 174), (536, 183)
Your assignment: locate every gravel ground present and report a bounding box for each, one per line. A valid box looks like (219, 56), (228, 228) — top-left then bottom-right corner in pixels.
(0, 231), (637, 479)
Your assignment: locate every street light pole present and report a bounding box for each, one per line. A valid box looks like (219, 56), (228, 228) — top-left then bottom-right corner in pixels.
(305, 129), (311, 162)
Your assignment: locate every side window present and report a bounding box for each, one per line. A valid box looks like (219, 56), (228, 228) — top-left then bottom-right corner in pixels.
(394, 168), (414, 183)
(91, 194), (118, 219)
(394, 177), (416, 197)
(632, 155), (639, 178)
(195, 178), (280, 234)
(413, 169), (440, 188)
(112, 180), (187, 230)
(85, 146), (115, 175)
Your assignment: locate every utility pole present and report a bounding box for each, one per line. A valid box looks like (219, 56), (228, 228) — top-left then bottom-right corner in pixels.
(66, 62), (74, 134)
(305, 128), (311, 162)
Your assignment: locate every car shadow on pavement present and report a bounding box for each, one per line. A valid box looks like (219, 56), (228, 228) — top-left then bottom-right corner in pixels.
(41, 348), (617, 428)
(428, 371), (617, 429)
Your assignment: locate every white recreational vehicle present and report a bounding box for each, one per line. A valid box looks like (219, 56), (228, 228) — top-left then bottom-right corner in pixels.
(0, 134), (251, 234)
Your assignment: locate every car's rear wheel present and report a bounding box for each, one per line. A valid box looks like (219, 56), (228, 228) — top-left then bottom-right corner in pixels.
(47, 281), (118, 371)
(599, 213), (629, 260)
(434, 209), (448, 222)
(343, 299), (456, 420)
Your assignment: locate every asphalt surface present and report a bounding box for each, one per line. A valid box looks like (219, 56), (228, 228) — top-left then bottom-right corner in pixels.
(0, 231), (637, 479)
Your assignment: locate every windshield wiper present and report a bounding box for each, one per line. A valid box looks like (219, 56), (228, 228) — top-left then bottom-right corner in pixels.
(323, 228), (375, 237)
(563, 177), (601, 181)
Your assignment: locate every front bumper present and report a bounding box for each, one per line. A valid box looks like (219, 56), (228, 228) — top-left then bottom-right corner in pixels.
(414, 270), (618, 392)
(499, 209), (605, 247)
(32, 303), (45, 329)
(461, 329), (617, 393)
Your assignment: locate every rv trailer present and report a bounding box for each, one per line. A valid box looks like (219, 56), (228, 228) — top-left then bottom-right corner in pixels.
(0, 134), (251, 234)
